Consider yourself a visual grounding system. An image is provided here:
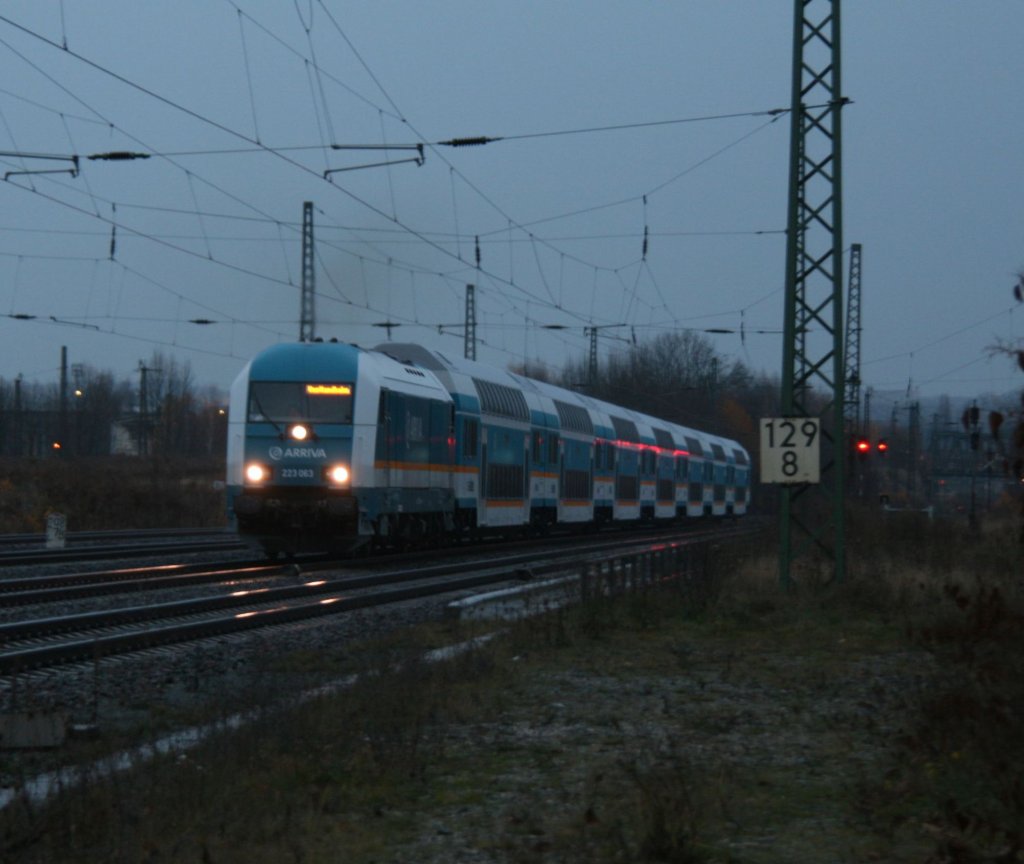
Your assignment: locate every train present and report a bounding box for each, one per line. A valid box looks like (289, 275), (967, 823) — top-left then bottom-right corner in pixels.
(226, 341), (752, 557)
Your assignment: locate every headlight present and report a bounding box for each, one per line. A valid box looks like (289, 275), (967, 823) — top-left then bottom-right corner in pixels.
(325, 464), (350, 485)
(245, 463), (270, 483)
(289, 424), (309, 441)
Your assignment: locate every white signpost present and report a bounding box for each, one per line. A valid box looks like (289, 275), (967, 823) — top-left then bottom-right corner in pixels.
(45, 512), (67, 549)
(759, 418), (821, 484)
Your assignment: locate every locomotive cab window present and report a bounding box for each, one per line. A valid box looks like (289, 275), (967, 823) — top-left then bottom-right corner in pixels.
(248, 382), (353, 424)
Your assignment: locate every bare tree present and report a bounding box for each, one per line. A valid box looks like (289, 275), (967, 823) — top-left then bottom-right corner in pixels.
(556, 329), (781, 447)
(74, 369), (131, 456)
(144, 351), (198, 457)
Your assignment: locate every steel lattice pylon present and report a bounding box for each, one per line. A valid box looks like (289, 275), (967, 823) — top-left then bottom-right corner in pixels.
(464, 283), (477, 361)
(299, 201), (315, 343)
(843, 243), (863, 432)
(780, 0), (848, 586)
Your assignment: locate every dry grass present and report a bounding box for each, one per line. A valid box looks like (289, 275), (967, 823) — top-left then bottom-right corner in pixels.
(0, 456), (226, 532)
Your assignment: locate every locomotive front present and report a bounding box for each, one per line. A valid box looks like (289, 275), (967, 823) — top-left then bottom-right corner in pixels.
(226, 343), (363, 557)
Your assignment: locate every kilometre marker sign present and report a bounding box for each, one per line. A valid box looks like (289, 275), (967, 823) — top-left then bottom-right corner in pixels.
(759, 417), (820, 484)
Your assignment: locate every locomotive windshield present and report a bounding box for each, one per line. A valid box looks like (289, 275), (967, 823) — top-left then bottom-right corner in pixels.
(247, 381), (353, 424)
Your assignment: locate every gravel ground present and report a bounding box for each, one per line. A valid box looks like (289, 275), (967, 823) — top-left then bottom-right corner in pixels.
(370, 618), (936, 864)
(1, 566), (942, 863)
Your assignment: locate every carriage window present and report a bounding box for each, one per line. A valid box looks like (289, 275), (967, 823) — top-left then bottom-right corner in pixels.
(407, 408), (426, 442)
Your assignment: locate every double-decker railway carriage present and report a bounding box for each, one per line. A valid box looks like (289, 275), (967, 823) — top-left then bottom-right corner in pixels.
(226, 341), (751, 557)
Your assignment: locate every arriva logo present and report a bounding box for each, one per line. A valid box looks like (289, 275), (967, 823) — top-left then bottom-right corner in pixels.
(269, 446), (327, 460)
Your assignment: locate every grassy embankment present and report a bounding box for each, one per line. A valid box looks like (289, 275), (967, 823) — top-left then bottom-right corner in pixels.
(1, 506), (1023, 862)
(0, 457), (227, 532)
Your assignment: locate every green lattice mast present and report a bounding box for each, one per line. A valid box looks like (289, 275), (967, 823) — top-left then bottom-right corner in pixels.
(780, 0), (848, 586)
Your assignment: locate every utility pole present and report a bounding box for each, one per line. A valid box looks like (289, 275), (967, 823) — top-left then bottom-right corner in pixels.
(779, 0), (848, 586)
(965, 401), (980, 532)
(586, 326), (598, 388)
(843, 243), (863, 433)
(464, 284), (477, 361)
(58, 346), (68, 455)
(582, 324), (627, 391)
(907, 400), (920, 502)
(72, 363), (84, 455)
(890, 403), (899, 492)
(137, 360), (160, 456)
(855, 383), (874, 498)
(13, 374), (22, 457)
(299, 201), (315, 342)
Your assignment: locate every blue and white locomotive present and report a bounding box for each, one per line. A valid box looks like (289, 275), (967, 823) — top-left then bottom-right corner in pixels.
(226, 341), (751, 557)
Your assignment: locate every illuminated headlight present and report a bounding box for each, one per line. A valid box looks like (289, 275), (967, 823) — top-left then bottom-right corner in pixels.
(289, 424), (309, 441)
(245, 463), (270, 484)
(325, 464), (350, 485)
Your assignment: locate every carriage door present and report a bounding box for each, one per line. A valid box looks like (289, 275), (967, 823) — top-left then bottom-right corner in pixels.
(479, 426), (488, 504)
(377, 389), (391, 488)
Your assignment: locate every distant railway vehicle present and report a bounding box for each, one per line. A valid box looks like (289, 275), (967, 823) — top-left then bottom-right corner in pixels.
(226, 342), (751, 557)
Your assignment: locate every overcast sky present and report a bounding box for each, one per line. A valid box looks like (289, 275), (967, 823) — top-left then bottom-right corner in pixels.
(1, 1), (1022, 417)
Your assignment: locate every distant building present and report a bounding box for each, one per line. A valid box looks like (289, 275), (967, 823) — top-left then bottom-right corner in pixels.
(110, 419), (142, 456)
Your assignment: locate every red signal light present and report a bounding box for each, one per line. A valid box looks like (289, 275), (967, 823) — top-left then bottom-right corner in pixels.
(855, 438), (870, 453)
(877, 438), (889, 453)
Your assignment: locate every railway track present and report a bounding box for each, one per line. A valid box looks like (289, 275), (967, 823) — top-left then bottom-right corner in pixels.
(0, 532), (246, 567)
(0, 559), (282, 605)
(0, 526), (231, 549)
(0, 523), (755, 676)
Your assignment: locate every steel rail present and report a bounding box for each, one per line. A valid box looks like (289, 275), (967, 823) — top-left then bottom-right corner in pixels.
(0, 537), (245, 567)
(0, 538), (671, 645)
(0, 527), (758, 674)
(0, 527), (231, 547)
(0, 562), (282, 603)
(0, 521), (743, 603)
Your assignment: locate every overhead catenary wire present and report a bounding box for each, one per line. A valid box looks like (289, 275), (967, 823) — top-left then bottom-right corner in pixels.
(0, 7), (794, 375)
(435, 106), (790, 147)
(304, 1), (789, 332)
(863, 304), (1019, 368)
(2, 5), (786, 344)
(0, 40), (464, 338)
(0, 14), (585, 326)
(236, 9), (262, 144)
(0, 214), (783, 243)
(31, 105), (792, 159)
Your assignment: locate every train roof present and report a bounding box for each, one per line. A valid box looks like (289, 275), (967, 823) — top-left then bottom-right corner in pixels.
(247, 341), (363, 381)
(243, 341), (452, 402)
(376, 343), (749, 460)
(234, 342), (751, 465)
